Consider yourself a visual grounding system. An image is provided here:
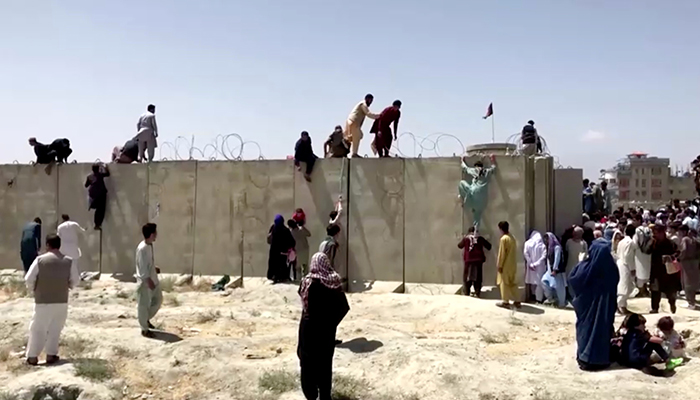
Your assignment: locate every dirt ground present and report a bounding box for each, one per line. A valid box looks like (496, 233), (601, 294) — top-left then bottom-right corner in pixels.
(1, 271), (698, 400)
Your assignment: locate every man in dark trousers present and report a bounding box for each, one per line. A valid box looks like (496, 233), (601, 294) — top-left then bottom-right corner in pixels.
(20, 218), (42, 273)
(370, 100), (402, 158)
(29, 138), (73, 164)
(85, 162), (110, 230)
(112, 138), (139, 164)
(295, 131), (317, 182)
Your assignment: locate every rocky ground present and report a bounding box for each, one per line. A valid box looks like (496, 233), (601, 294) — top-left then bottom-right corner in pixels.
(1, 270), (698, 400)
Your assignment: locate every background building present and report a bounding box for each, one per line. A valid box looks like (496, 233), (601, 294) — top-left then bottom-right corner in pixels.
(601, 152), (694, 208)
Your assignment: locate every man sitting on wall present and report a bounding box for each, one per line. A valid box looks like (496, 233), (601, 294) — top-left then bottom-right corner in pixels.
(29, 137), (73, 164)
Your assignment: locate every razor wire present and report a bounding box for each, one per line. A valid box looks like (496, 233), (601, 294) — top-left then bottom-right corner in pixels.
(158, 134), (265, 161)
(392, 132), (466, 158)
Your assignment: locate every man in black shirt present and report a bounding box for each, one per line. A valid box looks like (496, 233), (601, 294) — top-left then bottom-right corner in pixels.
(29, 137), (73, 164)
(112, 138), (139, 164)
(521, 120), (540, 156)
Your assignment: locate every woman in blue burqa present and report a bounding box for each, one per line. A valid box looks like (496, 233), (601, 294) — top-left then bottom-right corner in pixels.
(569, 239), (619, 371)
(458, 154), (496, 229)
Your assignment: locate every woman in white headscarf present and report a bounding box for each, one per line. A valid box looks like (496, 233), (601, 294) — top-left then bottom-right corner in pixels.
(524, 231), (547, 303)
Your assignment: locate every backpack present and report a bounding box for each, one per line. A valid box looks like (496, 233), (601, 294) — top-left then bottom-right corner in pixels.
(636, 228), (653, 255)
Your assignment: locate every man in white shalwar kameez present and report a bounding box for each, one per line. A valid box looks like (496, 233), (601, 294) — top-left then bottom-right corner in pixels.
(24, 234), (79, 365)
(136, 223), (162, 338)
(616, 224), (637, 314)
(57, 214), (85, 272)
(632, 216), (652, 293)
(524, 231), (547, 303)
(136, 104), (158, 162)
(344, 94), (379, 157)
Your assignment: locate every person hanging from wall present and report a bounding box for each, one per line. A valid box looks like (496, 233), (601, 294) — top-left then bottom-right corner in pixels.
(24, 233), (80, 366)
(324, 125), (350, 158)
(457, 226), (492, 298)
(345, 94), (379, 158)
(111, 137), (139, 164)
(288, 219), (311, 281)
(29, 137), (73, 164)
(369, 100), (402, 158)
(297, 252), (349, 400)
(136, 223), (162, 338)
(85, 162), (110, 230)
(136, 104), (158, 162)
(20, 218), (42, 274)
(295, 131), (317, 182)
(458, 154), (496, 229)
(267, 215), (296, 284)
(496, 221), (521, 309)
(57, 214), (86, 274)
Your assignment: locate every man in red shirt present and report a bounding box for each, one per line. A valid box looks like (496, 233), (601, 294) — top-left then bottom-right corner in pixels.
(370, 100), (402, 157)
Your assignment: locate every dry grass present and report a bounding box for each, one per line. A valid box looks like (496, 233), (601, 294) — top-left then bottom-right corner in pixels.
(115, 289), (133, 300)
(257, 369), (299, 394)
(188, 278), (213, 293)
(480, 330), (509, 344)
(111, 345), (136, 358)
(195, 310), (221, 324)
(0, 346), (10, 362)
(159, 276), (176, 293)
(332, 375), (369, 400)
(60, 335), (96, 359)
(0, 391), (20, 400)
(73, 358), (115, 382)
(0, 276), (28, 299)
(164, 293), (181, 307)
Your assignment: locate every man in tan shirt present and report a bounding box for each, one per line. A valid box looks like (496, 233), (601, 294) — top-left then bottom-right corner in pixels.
(344, 94), (379, 157)
(24, 234), (80, 365)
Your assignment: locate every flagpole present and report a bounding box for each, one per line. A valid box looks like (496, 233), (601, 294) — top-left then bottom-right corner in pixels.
(491, 113), (495, 143)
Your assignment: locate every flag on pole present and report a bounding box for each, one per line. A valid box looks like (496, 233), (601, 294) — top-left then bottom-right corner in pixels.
(482, 103), (493, 119)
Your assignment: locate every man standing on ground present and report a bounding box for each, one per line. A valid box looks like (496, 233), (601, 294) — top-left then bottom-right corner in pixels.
(369, 100), (402, 158)
(137, 104), (158, 162)
(649, 224), (680, 313)
(20, 218), (42, 274)
(457, 227), (492, 297)
(520, 120), (539, 156)
(582, 179), (595, 215)
(85, 162), (110, 230)
(632, 214), (652, 296)
(136, 223), (162, 338)
(57, 214), (86, 273)
(496, 221), (520, 309)
(24, 234), (79, 365)
(345, 94), (379, 158)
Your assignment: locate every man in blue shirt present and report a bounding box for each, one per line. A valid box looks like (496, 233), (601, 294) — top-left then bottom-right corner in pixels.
(20, 218), (42, 273)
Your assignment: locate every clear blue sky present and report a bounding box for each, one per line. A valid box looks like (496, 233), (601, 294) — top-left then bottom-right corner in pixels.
(1, 0), (698, 178)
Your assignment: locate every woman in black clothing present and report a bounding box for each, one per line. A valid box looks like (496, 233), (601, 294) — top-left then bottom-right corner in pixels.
(298, 252), (349, 400)
(267, 214), (295, 283)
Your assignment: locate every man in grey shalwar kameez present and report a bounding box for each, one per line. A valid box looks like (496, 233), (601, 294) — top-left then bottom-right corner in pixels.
(136, 104), (158, 162)
(135, 223), (162, 337)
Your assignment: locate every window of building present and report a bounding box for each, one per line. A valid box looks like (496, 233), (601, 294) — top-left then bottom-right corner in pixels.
(619, 191), (629, 200)
(609, 178), (617, 184)
(636, 191), (640, 196)
(619, 178), (629, 188)
(670, 190), (674, 195)
(652, 191), (663, 200)
(641, 190), (647, 197)
(652, 167), (662, 175)
(635, 179), (639, 187)
(642, 168), (646, 175)
(651, 179), (662, 188)
(642, 179), (647, 188)
(679, 190), (684, 196)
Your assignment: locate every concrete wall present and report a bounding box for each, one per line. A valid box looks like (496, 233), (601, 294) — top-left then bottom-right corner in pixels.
(57, 164), (101, 272)
(0, 164), (57, 271)
(0, 157), (568, 293)
(347, 158), (405, 292)
(554, 168), (583, 236)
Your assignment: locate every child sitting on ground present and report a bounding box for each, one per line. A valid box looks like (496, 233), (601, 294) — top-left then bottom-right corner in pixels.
(620, 313), (669, 370)
(654, 316), (686, 360)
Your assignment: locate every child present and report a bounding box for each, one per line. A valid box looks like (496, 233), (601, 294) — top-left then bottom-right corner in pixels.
(620, 313), (669, 370)
(655, 316), (686, 359)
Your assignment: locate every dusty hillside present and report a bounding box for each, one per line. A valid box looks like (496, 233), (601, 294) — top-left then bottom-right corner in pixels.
(0, 271), (698, 400)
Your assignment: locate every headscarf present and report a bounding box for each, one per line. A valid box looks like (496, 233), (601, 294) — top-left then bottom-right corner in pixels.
(299, 252), (342, 310)
(569, 240), (619, 296)
(274, 214), (284, 227)
(524, 231), (546, 270)
(545, 232), (561, 267)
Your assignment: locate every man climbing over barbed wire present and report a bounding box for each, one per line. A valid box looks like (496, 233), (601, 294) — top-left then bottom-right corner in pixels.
(458, 154), (497, 229)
